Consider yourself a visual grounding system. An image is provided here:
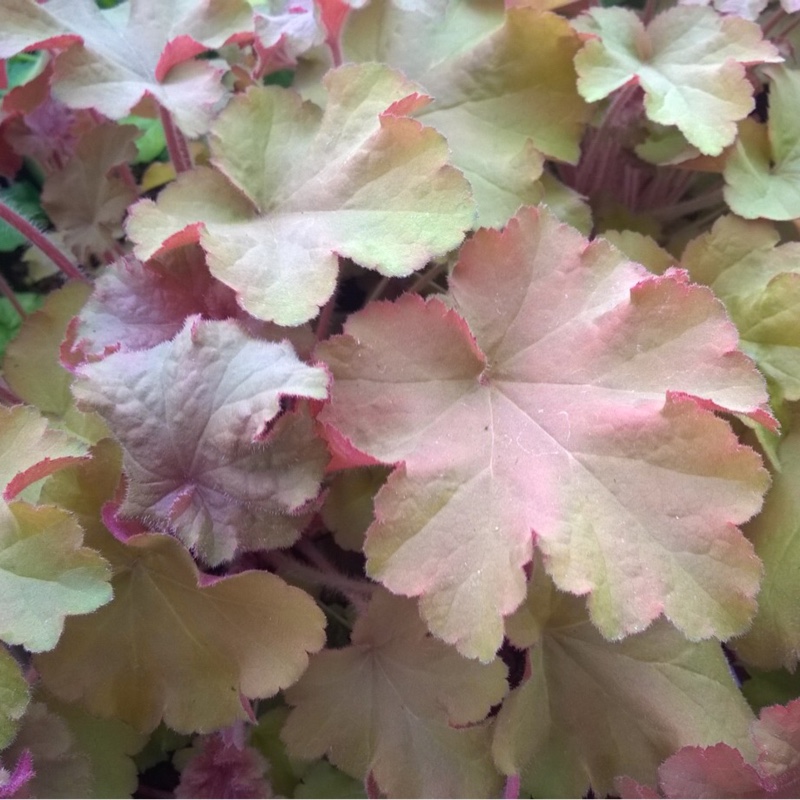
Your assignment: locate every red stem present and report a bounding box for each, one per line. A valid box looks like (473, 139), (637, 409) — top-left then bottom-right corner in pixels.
(314, 292), (337, 342)
(0, 380), (23, 406)
(327, 35), (344, 68)
(0, 200), (86, 282)
(158, 105), (193, 174)
(503, 775), (521, 800)
(0, 273), (28, 319)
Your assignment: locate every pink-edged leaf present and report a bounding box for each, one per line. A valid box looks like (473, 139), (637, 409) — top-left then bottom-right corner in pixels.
(0, 405), (89, 503)
(126, 63), (475, 326)
(68, 247), (316, 364)
(318, 206), (772, 660)
(72, 317), (329, 565)
(253, 0), (325, 73)
(1, 0), (255, 135)
(652, 700), (800, 798)
(656, 744), (767, 798)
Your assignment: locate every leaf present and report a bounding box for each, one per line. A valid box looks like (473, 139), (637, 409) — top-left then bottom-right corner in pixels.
(253, 0), (325, 71)
(733, 404), (800, 671)
(0, 404), (89, 503)
(126, 63), (475, 325)
(282, 589), (506, 798)
(35, 531), (327, 734)
(681, 215), (800, 402)
(0, 181), (47, 252)
(3, 282), (107, 443)
(0, 502), (112, 653)
(40, 123), (138, 262)
(2, 692), (145, 799)
(68, 250), (240, 360)
(0, 293), (44, 361)
(2, 693), (144, 799)
(493, 562), (756, 797)
(294, 760), (367, 799)
(603, 229), (675, 275)
(342, 2), (590, 226)
(0, 646), (30, 751)
(72, 316), (329, 565)
(321, 466), (390, 552)
(68, 248), (314, 363)
(644, 699), (800, 798)
(573, 6), (780, 155)
(0, 0), (254, 135)
(318, 206), (771, 660)
(743, 669), (800, 715)
(175, 731), (272, 799)
(2, 701), (93, 798)
(724, 67), (800, 221)
(121, 114), (166, 164)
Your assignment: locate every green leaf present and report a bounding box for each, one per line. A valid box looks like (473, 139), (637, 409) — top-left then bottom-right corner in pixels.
(724, 67), (800, 220)
(0, 502), (112, 653)
(35, 531), (327, 733)
(295, 760), (367, 799)
(733, 403), (800, 670)
(0, 182), (48, 252)
(574, 6), (780, 155)
(0, 645), (30, 750)
(127, 63), (475, 326)
(118, 114), (167, 164)
(493, 562), (757, 797)
(283, 589), (506, 797)
(742, 668), (800, 714)
(681, 215), (800, 402)
(0, 293), (44, 360)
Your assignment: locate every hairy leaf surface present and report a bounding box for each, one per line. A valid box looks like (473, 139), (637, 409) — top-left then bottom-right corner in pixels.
(283, 589), (506, 797)
(72, 317), (329, 565)
(127, 63), (474, 325)
(319, 206), (771, 659)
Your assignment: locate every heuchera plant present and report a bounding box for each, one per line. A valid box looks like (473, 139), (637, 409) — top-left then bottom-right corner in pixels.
(2, 0), (800, 796)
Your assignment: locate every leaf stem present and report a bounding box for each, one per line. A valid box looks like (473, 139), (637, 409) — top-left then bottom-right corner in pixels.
(314, 292), (337, 342)
(580, 83), (640, 197)
(650, 186), (724, 220)
(0, 379), (23, 406)
(366, 275), (391, 304)
(158, 105), (193, 174)
(0, 273), (28, 320)
(0, 199), (86, 282)
(408, 261), (447, 296)
(268, 549), (373, 607)
(503, 775), (521, 800)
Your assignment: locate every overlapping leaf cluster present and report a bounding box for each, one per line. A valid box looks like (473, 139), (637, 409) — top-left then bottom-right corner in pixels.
(1, 0), (800, 797)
